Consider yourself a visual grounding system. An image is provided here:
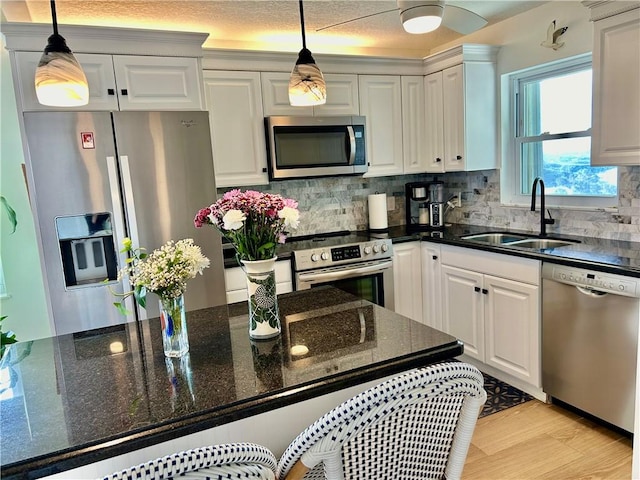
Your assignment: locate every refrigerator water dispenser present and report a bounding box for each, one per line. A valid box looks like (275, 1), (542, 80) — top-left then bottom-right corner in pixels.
(56, 213), (118, 288)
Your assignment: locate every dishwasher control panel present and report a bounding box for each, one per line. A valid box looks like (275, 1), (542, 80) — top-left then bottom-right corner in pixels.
(543, 264), (640, 298)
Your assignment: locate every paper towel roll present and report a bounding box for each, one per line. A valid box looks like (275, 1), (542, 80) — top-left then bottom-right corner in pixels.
(368, 193), (388, 231)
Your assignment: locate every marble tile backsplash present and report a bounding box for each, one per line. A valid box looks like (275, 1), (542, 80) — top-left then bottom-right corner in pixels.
(218, 166), (640, 242)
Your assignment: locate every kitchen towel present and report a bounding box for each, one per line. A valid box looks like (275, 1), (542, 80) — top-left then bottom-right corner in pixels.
(368, 193), (388, 231)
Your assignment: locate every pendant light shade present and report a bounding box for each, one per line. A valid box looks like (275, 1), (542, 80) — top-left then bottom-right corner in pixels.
(289, 0), (326, 106)
(399, 1), (444, 34)
(35, 0), (89, 107)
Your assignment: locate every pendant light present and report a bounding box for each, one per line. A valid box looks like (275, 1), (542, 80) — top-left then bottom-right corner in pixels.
(35, 0), (89, 107)
(399, 1), (444, 34)
(288, 0), (326, 106)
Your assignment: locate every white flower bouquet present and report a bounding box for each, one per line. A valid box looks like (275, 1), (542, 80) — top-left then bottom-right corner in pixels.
(114, 237), (210, 314)
(194, 189), (300, 262)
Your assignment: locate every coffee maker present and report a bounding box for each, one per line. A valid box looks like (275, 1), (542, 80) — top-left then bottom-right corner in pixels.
(405, 181), (445, 231)
(428, 181), (445, 229)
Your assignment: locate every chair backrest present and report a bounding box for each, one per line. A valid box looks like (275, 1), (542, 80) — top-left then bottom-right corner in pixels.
(276, 362), (486, 480)
(101, 442), (277, 480)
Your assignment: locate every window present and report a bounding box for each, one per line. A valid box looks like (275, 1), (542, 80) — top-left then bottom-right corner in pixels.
(503, 54), (618, 208)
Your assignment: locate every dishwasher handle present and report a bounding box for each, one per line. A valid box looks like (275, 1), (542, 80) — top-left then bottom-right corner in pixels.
(576, 285), (608, 297)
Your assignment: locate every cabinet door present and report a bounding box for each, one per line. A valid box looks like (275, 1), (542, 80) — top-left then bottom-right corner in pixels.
(261, 72), (359, 116)
(392, 242), (423, 322)
(261, 72), (313, 116)
(442, 64), (465, 171)
(359, 75), (403, 177)
(112, 56), (203, 110)
(441, 264), (484, 361)
(15, 51), (119, 111)
(424, 71), (445, 173)
(203, 71), (269, 187)
(313, 74), (360, 116)
(591, 8), (640, 166)
(401, 76), (427, 174)
(224, 261), (292, 304)
(421, 243), (442, 329)
(484, 274), (540, 386)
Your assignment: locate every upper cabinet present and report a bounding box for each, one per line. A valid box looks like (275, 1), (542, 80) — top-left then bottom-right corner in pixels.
(423, 45), (500, 173)
(203, 71), (269, 187)
(401, 76), (428, 175)
(359, 75), (404, 177)
(14, 52), (204, 112)
(260, 72), (360, 116)
(589, 5), (640, 166)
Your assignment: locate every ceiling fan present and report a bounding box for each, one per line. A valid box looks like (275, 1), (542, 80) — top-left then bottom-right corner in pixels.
(317, 0), (488, 35)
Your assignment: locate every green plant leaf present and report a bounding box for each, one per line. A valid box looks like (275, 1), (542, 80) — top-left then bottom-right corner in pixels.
(113, 302), (131, 316)
(134, 285), (147, 309)
(1, 196), (17, 234)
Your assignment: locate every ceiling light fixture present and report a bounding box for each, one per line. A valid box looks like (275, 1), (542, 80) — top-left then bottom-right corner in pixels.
(35, 0), (89, 107)
(288, 0), (326, 106)
(399, 0), (444, 34)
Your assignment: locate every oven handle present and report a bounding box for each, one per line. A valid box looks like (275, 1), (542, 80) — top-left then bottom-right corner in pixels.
(297, 260), (393, 284)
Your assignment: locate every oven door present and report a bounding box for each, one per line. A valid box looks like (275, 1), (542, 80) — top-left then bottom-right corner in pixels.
(295, 259), (394, 310)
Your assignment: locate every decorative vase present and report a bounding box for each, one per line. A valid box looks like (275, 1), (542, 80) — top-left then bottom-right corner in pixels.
(159, 294), (189, 357)
(241, 257), (281, 339)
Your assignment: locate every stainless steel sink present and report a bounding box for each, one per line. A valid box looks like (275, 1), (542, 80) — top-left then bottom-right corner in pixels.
(506, 238), (578, 249)
(460, 232), (534, 245)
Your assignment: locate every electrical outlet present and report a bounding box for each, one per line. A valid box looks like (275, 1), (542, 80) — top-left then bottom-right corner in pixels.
(454, 191), (462, 207)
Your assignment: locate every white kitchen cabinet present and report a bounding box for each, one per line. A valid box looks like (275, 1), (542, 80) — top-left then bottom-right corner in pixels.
(203, 71), (269, 187)
(14, 52), (204, 112)
(440, 245), (540, 387)
(260, 72), (359, 116)
(392, 241), (423, 322)
(424, 72), (445, 173)
(590, 7), (640, 166)
(359, 75), (404, 177)
(423, 46), (498, 172)
(224, 260), (293, 304)
(401, 76), (428, 174)
(421, 243), (442, 330)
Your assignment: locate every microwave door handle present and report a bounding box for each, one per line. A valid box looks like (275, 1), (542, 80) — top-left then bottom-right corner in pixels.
(346, 125), (356, 165)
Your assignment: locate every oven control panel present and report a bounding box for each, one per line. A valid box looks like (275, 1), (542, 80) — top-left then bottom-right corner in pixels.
(293, 239), (393, 271)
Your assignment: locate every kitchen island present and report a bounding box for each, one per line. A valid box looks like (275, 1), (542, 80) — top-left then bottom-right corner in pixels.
(0, 287), (462, 480)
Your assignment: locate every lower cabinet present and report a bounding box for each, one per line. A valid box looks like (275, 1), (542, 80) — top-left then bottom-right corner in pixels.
(440, 245), (540, 387)
(392, 241), (423, 322)
(224, 260), (293, 304)
(421, 243), (442, 330)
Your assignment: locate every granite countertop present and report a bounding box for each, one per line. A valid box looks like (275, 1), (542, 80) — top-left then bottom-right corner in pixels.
(225, 224), (640, 277)
(0, 287), (462, 480)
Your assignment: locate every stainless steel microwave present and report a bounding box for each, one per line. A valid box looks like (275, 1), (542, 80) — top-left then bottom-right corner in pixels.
(265, 115), (367, 180)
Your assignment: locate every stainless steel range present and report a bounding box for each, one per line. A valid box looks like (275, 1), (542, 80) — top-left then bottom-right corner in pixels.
(290, 231), (394, 309)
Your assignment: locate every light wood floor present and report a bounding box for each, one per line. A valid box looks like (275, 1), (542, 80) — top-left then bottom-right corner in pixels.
(463, 400), (633, 480)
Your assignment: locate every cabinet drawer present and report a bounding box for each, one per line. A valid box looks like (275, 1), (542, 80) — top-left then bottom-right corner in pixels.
(440, 245), (539, 285)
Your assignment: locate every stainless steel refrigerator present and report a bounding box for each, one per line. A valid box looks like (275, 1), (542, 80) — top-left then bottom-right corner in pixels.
(23, 111), (226, 335)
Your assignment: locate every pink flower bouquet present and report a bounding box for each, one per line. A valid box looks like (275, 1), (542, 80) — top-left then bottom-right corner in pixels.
(195, 189), (300, 261)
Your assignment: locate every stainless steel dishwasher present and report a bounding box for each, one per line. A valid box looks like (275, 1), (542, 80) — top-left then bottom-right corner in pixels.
(542, 263), (640, 433)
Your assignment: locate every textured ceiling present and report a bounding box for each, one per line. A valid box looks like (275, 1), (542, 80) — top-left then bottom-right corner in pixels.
(1, 0), (548, 58)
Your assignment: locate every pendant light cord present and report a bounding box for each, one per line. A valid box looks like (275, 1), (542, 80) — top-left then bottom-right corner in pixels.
(298, 0), (307, 50)
(50, 0), (59, 36)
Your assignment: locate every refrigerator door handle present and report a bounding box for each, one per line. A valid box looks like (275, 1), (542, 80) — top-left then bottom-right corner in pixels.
(106, 155), (136, 322)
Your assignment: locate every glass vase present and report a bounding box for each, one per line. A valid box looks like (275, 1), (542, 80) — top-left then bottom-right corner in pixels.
(241, 257), (281, 340)
(159, 294), (189, 357)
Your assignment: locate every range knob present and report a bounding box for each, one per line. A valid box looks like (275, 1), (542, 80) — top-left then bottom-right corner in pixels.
(363, 246), (372, 255)
(373, 244), (380, 253)
(321, 252), (329, 260)
(381, 244), (389, 252)
(311, 253), (319, 262)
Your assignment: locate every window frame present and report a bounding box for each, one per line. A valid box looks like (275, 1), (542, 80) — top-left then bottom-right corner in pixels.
(502, 53), (619, 209)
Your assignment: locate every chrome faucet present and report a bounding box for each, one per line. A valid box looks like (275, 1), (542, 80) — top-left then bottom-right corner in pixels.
(530, 177), (555, 237)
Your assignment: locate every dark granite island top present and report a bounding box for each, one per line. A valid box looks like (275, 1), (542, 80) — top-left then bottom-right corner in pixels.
(0, 287), (462, 480)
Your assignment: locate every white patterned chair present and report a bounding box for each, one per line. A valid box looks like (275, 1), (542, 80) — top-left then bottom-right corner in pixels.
(101, 442), (277, 480)
(276, 362), (486, 480)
